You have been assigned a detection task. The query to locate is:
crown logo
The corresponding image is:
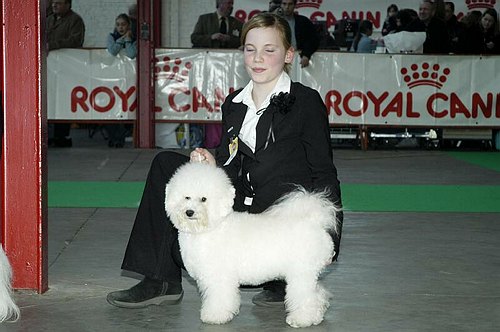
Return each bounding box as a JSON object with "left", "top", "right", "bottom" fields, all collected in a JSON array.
[
  {"left": 296, "top": 0, "right": 323, "bottom": 9},
  {"left": 465, "top": 0, "right": 497, "bottom": 9},
  {"left": 401, "top": 63, "right": 451, "bottom": 89},
  {"left": 154, "top": 56, "right": 192, "bottom": 83}
]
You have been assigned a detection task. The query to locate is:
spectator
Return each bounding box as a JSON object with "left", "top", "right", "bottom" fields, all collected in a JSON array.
[
  {"left": 456, "top": 10, "right": 483, "bottom": 54},
  {"left": 383, "top": 9, "right": 426, "bottom": 53},
  {"left": 107, "top": 14, "right": 137, "bottom": 59},
  {"left": 128, "top": 4, "right": 138, "bottom": 39},
  {"left": 280, "top": 0, "right": 319, "bottom": 68},
  {"left": 382, "top": 4, "right": 399, "bottom": 36},
  {"left": 105, "top": 13, "right": 136, "bottom": 148},
  {"left": 190, "top": 0, "right": 244, "bottom": 149},
  {"left": 433, "top": 0, "right": 446, "bottom": 20},
  {"left": 444, "top": 2, "right": 462, "bottom": 52},
  {"left": 351, "top": 20, "right": 376, "bottom": 53},
  {"left": 106, "top": 12, "right": 342, "bottom": 310},
  {"left": 268, "top": 0, "right": 283, "bottom": 15},
  {"left": 396, "top": 8, "right": 425, "bottom": 32},
  {"left": 191, "top": 0, "right": 243, "bottom": 49},
  {"left": 418, "top": 0, "right": 450, "bottom": 54},
  {"left": 480, "top": 8, "right": 500, "bottom": 54},
  {"left": 47, "top": 0, "right": 85, "bottom": 148}
]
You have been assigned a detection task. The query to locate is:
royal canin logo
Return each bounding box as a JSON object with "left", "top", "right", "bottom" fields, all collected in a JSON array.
[
  {"left": 154, "top": 56, "right": 192, "bottom": 83},
  {"left": 401, "top": 63, "right": 451, "bottom": 89},
  {"left": 465, "top": 0, "right": 497, "bottom": 9},
  {"left": 295, "top": 0, "right": 323, "bottom": 9}
]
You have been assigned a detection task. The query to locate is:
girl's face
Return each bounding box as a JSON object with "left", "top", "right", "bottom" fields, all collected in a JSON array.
[
  {"left": 388, "top": 8, "right": 397, "bottom": 17},
  {"left": 115, "top": 18, "right": 130, "bottom": 35},
  {"left": 481, "top": 14, "right": 495, "bottom": 31},
  {"left": 243, "top": 27, "right": 294, "bottom": 90}
]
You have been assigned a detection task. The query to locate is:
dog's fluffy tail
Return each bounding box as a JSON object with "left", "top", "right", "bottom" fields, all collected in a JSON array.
[
  {"left": 0, "top": 246, "right": 20, "bottom": 323},
  {"left": 267, "top": 187, "right": 340, "bottom": 234}
]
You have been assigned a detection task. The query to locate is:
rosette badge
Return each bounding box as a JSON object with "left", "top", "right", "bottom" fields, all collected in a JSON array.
[{"left": 269, "top": 92, "right": 296, "bottom": 114}]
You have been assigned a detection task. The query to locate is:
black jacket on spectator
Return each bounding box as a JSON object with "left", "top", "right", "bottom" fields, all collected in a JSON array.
[
  {"left": 457, "top": 23, "right": 484, "bottom": 54},
  {"left": 482, "top": 29, "right": 500, "bottom": 54},
  {"left": 293, "top": 14, "right": 320, "bottom": 59},
  {"left": 446, "top": 15, "right": 463, "bottom": 53},
  {"left": 423, "top": 16, "right": 450, "bottom": 54}
]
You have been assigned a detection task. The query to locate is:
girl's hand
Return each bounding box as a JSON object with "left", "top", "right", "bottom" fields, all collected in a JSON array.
[{"left": 190, "top": 148, "right": 216, "bottom": 166}]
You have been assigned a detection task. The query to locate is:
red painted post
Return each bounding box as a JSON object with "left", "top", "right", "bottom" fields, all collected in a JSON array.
[
  {"left": 136, "top": 0, "right": 155, "bottom": 148},
  {"left": 1, "top": 0, "right": 48, "bottom": 292}
]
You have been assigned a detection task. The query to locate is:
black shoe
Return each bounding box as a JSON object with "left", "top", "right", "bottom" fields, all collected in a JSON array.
[
  {"left": 106, "top": 278, "right": 183, "bottom": 309},
  {"left": 252, "top": 288, "right": 285, "bottom": 308}
]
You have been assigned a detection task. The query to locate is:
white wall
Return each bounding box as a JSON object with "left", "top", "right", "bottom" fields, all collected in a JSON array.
[{"left": 71, "top": 0, "right": 217, "bottom": 48}]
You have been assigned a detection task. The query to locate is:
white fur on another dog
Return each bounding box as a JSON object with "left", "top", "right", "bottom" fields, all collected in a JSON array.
[
  {"left": 0, "top": 246, "right": 20, "bottom": 323},
  {"left": 165, "top": 162, "right": 339, "bottom": 328}
]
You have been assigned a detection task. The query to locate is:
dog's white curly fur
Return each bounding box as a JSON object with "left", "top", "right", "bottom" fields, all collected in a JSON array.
[
  {"left": 165, "top": 162, "right": 339, "bottom": 328},
  {"left": 0, "top": 246, "right": 20, "bottom": 323}
]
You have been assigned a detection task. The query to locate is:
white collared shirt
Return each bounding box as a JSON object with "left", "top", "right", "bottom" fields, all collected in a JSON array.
[{"left": 233, "top": 72, "right": 291, "bottom": 152}]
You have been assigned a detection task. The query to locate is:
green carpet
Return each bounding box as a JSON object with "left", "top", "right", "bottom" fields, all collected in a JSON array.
[
  {"left": 446, "top": 151, "right": 500, "bottom": 172},
  {"left": 49, "top": 182, "right": 145, "bottom": 208},
  {"left": 48, "top": 182, "right": 500, "bottom": 212}
]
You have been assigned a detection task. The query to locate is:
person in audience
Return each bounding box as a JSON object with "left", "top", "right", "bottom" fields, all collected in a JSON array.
[
  {"left": 190, "top": 0, "right": 244, "bottom": 149},
  {"left": 280, "top": 0, "right": 320, "bottom": 68},
  {"left": 105, "top": 13, "right": 136, "bottom": 148},
  {"left": 480, "top": 8, "right": 500, "bottom": 54},
  {"left": 418, "top": 0, "right": 450, "bottom": 53},
  {"left": 106, "top": 12, "right": 343, "bottom": 310},
  {"left": 382, "top": 4, "right": 399, "bottom": 35},
  {"left": 191, "top": 0, "right": 243, "bottom": 49},
  {"left": 128, "top": 4, "right": 138, "bottom": 39},
  {"left": 444, "top": 2, "right": 462, "bottom": 52},
  {"left": 383, "top": 8, "right": 426, "bottom": 53},
  {"left": 107, "top": 13, "right": 137, "bottom": 59},
  {"left": 456, "top": 10, "right": 483, "bottom": 54},
  {"left": 432, "top": 0, "right": 446, "bottom": 20},
  {"left": 47, "top": 0, "right": 85, "bottom": 148},
  {"left": 351, "top": 20, "right": 376, "bottom": 53}
]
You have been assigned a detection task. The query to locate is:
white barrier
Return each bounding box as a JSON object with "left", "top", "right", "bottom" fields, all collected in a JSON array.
[{"left": 47, "top": 49, "right": 500, "bottom": 127}]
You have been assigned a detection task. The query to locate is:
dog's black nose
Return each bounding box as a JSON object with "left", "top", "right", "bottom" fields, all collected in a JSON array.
[{"left": 186, "top": 210, "right": 194, "bottom": 217}]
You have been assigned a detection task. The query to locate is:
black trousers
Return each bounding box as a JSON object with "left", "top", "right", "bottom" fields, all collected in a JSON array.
[
  {"left": 120, "top": 151, "right": 343, "bottom": 283},
  {"left": 121, "top": 151, "right": 188, "bottom": 283}
]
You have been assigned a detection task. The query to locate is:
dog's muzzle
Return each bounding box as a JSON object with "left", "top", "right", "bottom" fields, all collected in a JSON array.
[{"left": 186, "top": 209, "right": 195, "bottom": 217}]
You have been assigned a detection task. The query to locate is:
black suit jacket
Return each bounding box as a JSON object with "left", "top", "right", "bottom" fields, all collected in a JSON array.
[
  {"left": 191, "top": 12, "right": 243, "bottom": 49},
  {"left": 294, "top": 14, "right": 320, "bottom": 59},
  {"left": 215, "top": 82, "right": 341, "bottom": 214}
]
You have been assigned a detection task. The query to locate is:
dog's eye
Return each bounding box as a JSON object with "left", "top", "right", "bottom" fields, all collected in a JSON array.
[
  {"left": 185, "top": 196, "right": 191, "bottom": 200},
  {"left": 201, "top": 197, "right": 207, "bottom": 202}
]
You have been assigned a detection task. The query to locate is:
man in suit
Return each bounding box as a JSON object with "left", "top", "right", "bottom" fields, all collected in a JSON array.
[
  {"left": 190, "top": 0, "right": 244, "bottom": 149},
  {"left": 47, "top": 0, "right": 85, "bottom": 147},
  {"left": 280, "top": 0, "right": 319, "bottom": 67},
  {"left": 191, "top": 0, "right": 243, "bottom": 49},
  {"left": 418, "top": 0, "right": 450, "bottom": 54}
]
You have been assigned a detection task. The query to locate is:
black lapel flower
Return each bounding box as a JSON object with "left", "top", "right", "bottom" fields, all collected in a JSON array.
[{"left": 269, "top": 92, "right": 295, "bottom": 115}]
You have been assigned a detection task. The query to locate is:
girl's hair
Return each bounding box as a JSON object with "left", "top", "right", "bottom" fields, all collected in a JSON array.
[
  {"left": 352, "top": 20, "right": 373, "bottom": 52},
  {"left": 116, "top": 13, "right": 131, "bottom": 26},
  {"left": 481, "top": 8, "right": 499, "bottom": 33},
  {"left": 241, "top": 13, "right": 293, "bottom": 73},
  {"left": 387, "top": 4, "right": 398, "bottom": 15}
]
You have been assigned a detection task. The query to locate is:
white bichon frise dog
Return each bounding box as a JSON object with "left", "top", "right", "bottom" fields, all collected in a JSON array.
[
  {"left": 0, "top": 246, "right": 20, "bottom": 323},
  {"left": 165, "top": 162, "right": 339, "bottom": 328}
]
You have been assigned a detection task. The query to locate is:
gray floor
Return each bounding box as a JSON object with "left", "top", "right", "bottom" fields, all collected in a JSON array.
[{"left": 3, "top": 129, "right": 500, "bottom": 331}]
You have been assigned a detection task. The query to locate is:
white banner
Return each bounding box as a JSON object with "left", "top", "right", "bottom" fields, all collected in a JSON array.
[{"left": 48, "top": 49, "right": 500, "bottom": 127}]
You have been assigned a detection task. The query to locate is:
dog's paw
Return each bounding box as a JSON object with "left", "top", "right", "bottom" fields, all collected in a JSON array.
[
  {"left": 285, "top": 310, "right": 324, "bottom": 328},
  {"left": 200, "top": 307, "right": 238, "bottom": 325}
]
